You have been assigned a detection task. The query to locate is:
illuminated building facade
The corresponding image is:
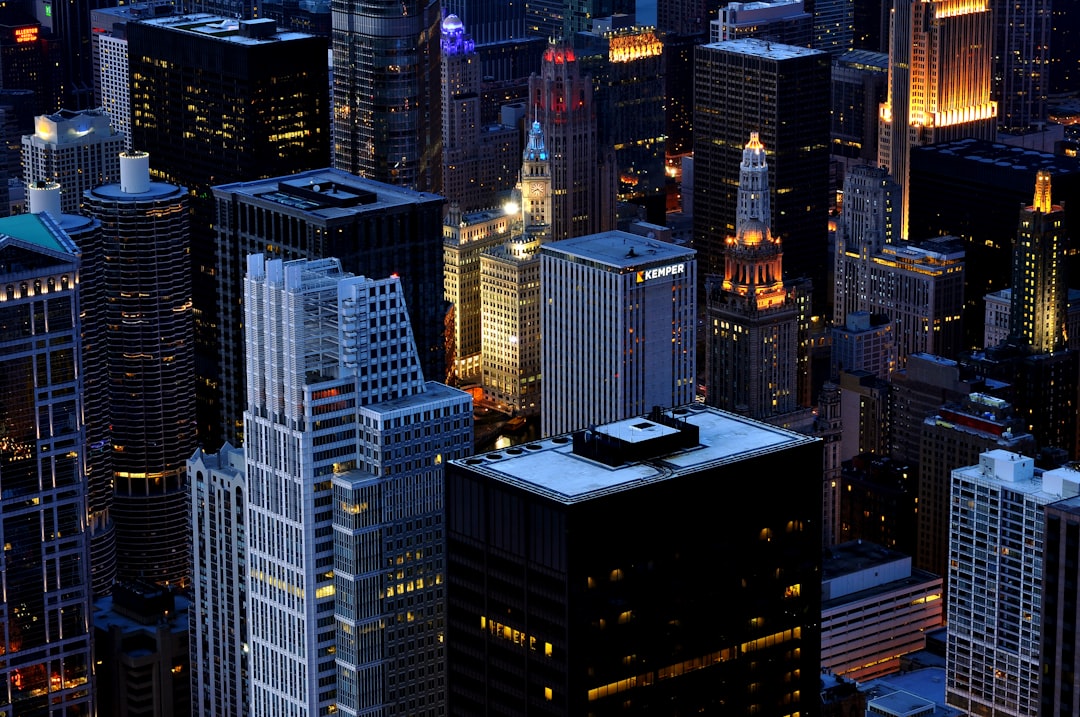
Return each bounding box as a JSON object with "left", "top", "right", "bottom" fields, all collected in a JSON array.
[
  {"left": 540, "top": 231, "right": 697, "bottom": 438},
  {"left": 0, "top": 12, "right": 62, "bottom": 117},
  {"left": 243, "top": 255, "right": 471, "bottom": 717},
  {"left": 1010, "top": 171, "right": 1068, "bottom": 354},
  {"left": 705, "top": 133, "right": 800, "bottom": 419},
  {"left": 188, "top": 443, "right": 248, "bottom": 717},
  {"left": 576, "top": 18, "right": 667, "bottom": 212},
  {"left": 212, "top": 169, "right": 448, "bottom": 446},
  {"left": 821, "top": 541, "right": 942, "bottom": 681},
  {"left": 478, "top": 120, "right": 551, "bottom": 415},
  {"left": 446, "top": 406, "right": 822, "bottom": 715},
  {"left": 710, "top": 0, "right": 812, "bottom": 46},
  {"left": 830, "top": 311, "right": 896, "bottom": 380},
  {"left": 530, "top": 40, "right": 616, "bottom": 242},
  {"left": 0, "top": 213, "right": 93, "bottom": 716},
  {"left": 833, "top": 165, "right": 898, "bottom": 323},
  {"left": 693, "top": 39, "right": 830, "bottom": 301},
  {"left": 877, "top": 0, "right": 997, "bottom": 239},
  {"left": 813, "top": 0, "right": 855, "bottom": 54},
  {"left": 1041, "top": 494, "right": 1080, "bottom": 716},
  {"left": 991, "top": 0, "right": 1049, "bottom": 131},
  {"left": 21, "top": 108, "right": 123, "bottom": 213},
  {"left": 946, "top": 451, "right": 1078, "bottom": 716},
  {"left": 127, "top": 14, "right": 329, "bottom": 446},
  {"left": 332, "top": 0, "right": 441, "bottom": 192},
  {"left": 83, "top": 151, "right": 194, "bottom": 587},
  {"left": 444, "top": 204, "right": 512, "bottom": 383},
  {"left": 983, "top": 287, "right": 1080, "bottom": 351}
]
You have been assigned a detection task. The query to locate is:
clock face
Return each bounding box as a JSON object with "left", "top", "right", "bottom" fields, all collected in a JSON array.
[{"left": 530, "top": 183, "right": 546, "bottom": 196}]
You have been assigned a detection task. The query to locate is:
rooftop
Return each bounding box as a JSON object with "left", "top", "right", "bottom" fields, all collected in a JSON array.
[
  {"left": 542, "top": 229, "right": 695, "bottom": 271},
  {"left": 0, "top": 213, "right": 74, "bottom": 253},
  {"left": 452, "top": 405, "right": 816, "bottom": 504},
  {"left": 703, "top": 37, "right": 827, "bottom": 60},
  {"left": 135, "top": 13, "right": 315, "bottom": 44},
  {"left": 913, "top": 138, "right": 1080, "bottom": 176}
]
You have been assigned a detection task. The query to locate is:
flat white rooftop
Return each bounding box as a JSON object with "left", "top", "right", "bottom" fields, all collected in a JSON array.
[
  {"left": 703, "top": 37, "right": 827, "bottom": 60},
  {"left": 455, "top": 405, "right": 815, "bottom": 504},
  {"left": 542, "top": 229, "right": 695, "bottom": 271}
]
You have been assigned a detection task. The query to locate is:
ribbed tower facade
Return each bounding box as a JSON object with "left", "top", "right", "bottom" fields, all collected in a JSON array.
[
  {"left": 0, "top": 213, "right": 94, "bottom": 716},
  {"left": 83, "top": 151, "right": 194, "bottom": 587},
  {"left": 332, "top": 0, "right": 442, "bottom": 191},
  {"left": 878, "top": 0, "right": 997, "bottom": 239},
  {"left": 833, "top": 165, "right": 900, "bottom": 325},
  {"left": 705, "top": 133, "right": 799, "bottom": 419},
  {"left": 992, "top": 0, "right": 1049, "bottom": 131},
  {"left": 529, "top": 41, "right": 615, "bottom": 242},
  {"left": 441, "top": 15, "right": 482, "bottom": 211},
  {"left": 1009, "top": 170, "right": 1067, "bottom": 354}
]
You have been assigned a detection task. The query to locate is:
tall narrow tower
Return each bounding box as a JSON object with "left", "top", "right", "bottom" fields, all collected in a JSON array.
[
  {"left": 332, "top": 0, "right": 442, "bottom": 191},
  {"left": 441, "top": 15, "right": 481, "bottom": 210},
  {"left": 878, "top": 0, "right": 996, "bottom": 238},
  {"left": 705, "top": 133, "right": 799, "bottom": 419},
  {"left": 83, "top": 151, "right": 194, "bottom": 587}
]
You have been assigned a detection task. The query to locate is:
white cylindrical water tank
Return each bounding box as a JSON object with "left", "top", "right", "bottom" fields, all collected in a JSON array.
[
  {"left": 119, "top": 151, "right": 151, "bottom": 194},
  {"left": 27, "top": 180, "right": 62, "bottom": 217}
]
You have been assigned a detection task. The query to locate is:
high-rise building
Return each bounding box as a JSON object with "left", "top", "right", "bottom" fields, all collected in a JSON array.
[
  {"left": 441, "top": 0, "right": 525, "bottom": 45},
  {"left": 710, "top": 0, "right": 813, "bottom": 46},
  {"left": 21, "top": 108, "right": 123, "bottom": 213},
  {"left": 833, "top": 165, "right": 898, "bottom": 321},
  {"left": 576, "top": 18, "right": 667, "bottom": 215},
  {"left": 212, "top": 169, "right": 448, "bottom": 447},
  {"left": 831, "top": 311, "right": 896, "bottom": 380},
  {"left": 188, "top": 443, "right": 248, "bottom": 717},
  {"left": 705, "top": 133, "right": 800, "bottom": 419},
  {"left": 830, "top": 50, "right": 888, "bottom": 164},
  {"left": 1010, "top": 170, "right": 1068, "bottom": 353},
  {"left": 991, "top": 0, "right": 1049, "bottom": 131},
  {"left": 877, "top": 0, "right": 997, "bottom": 239},
  {"left": 564, "top": 0, "right": 633, "bottom": 36},
  {"left": 693, "top": 39, "right": 830, "bottom": 300},
  {"left": 838, "top": 453, "right": 916, "bottom": 553},
  {"left": 540, "top": 231, "right": 697, "bottom": 437},
  {"left": 0, "top": 9, "right": 63, "bottom": 116},
  {"left": 917, "top": 393, "right": 1033, "bottom": 586},
  {"left": 658, "top": 0, "right": 724, "bottom": 34},
  {"left": 530, "top": 40, "right": 616, "bottom": 242},
  {"left": 332, "top": 0, "right": 441, "bottom": 191},
  {"left": 983, "top": 287, "right": 1080, "bottom": 351},
  {"left": 947, "top": 451, "right": 1080, "bottom": 716},
  {"left": 1048, "top": 0, "right": 1079, "bottom": 97},
  {"left": 127, "top": 14, "right": 330, "bottom": 446},
  {"left": 243, "top": 255, "right": 471, "bottom": 717},
  {"left": 1041, "top": 493, "right": 1080, "bottom": 716},
  {"left": 813, "top": 0, "right": 854, "bottom": 54},
  {"left": 83, "top": 151, "right": 194, "bottom": 587},
  {"left": 446, "top": 405, "right": 822, "bottom": 715},
  {"left": 0, "top": 212, "right": 94, "bottom": 716}
]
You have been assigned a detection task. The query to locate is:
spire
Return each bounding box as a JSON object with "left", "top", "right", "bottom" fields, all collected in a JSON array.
[
  {"left": 736, "top": 132, "right": 771, "bottom": 235},
  {"left": 524, "top": 120, "right": 547, "bottom": 162},
  {"left": 1033, "top": 170, "right": 1052, "bottom": 213}
]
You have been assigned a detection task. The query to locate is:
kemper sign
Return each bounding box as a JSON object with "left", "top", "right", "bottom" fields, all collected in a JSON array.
[{"left": 636, "top": 263, "right": 685, "bottom": 283}]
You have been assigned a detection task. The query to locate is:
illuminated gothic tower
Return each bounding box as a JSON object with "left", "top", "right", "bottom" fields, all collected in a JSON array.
[
  {"left": 333, "top": 0, "right": 442, "bottom": 192},
  {"left": 705, "top": 133, "right": 799, "bottom": 419},
  {"left": 878, "top": 0, "right": 996, "bottom": 239},
  {"left": 529, "top": 41, "right": 615, "bottom": 242},
  {"left": 1009, "top": 170, "right": 1067, "bottom": 353}
]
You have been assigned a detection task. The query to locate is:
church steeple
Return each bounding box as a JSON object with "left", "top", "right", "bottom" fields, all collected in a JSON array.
[{"left": 722, "top": 133, "right": 787, "bottom": 310}]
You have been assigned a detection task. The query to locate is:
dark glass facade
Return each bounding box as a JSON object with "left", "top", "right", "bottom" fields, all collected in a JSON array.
[{"left": 1041, "top": 497, "right": 1080, "bottom": 717}]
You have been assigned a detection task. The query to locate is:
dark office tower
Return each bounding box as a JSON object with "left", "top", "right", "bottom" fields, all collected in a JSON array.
[
  {"left": 26, "top": 182, "right": 115, "bottom": 596},
  {"left": 442, "top": 0, "right": 525, "bottom": 45},
  {"left": 127, "top": 14, "right": 330, "bottom": 445},
  {"left": 441, "top": 15, "right": 493, "bottom": 212},
  {"left": 577, "top": 17, "right": 667, "bottom": 218},
  {"left": 0, "top": 213, "right": 94, "bottom": 716},
  {"left": 332, "top": 0, "right": 441, "bottom": 191},
  {"left": 525, "top": 0, "right": 563, "bottom": 39},
  {"left": 446, "top": 406, "right": 822, "bottom": 715},
  {"left": 693, "top": 39, "right": 830, "bottom": 299},
  {"left": 830, "top": 50, "right": 888, "bottom": 164},
  {"left": 878, "top": 0, "right": 996, "bottom": 240},
  {"left": 852, "top": 0, "right": 888, "bottom": 51},
  {"left": 530, "top": 41, "right": 616, "bottom": 241},
  {"left": 837, "top": 454, "right": 915, "bottom": 553},
  {"left": 212, "top": 169, "right": 448, "bottom": 446},
  {"left": 658, "top": 0, "right": 722, "bottom": 34},
  {"left": 0, "top": 10, "right": 63, "bottom": 117},
  {"left": 814, "top": 0, "right": 854, "bottom": 54},
  {"left": 917, "top": 393, "right": 1033, "bottom": 586},
  {"left": 1041, "top": 495, "right": 1080, "bottom": 716},
  {"left": 83, "top": 152, "right": 194, "bottom": 587},
  {"left": 1049, "top": 0, "right": 1079, "bottom": 96},
  {"left": 992, "top": 0, "right": 1049, "bottom": 131},
  {"left": 705, "top": 133, "right": 800, "bottom": 419},
  {"left": 49, "top": 0, "right": 114, "bottom": 109},
  {"left": 565, "top": 0, "right": 633, "bottom": 36},
  {"left": 662, "top": 30, "right": 702, "bottom": 160}
]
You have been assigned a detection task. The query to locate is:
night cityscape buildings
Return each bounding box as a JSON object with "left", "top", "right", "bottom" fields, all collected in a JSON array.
[{"left": 446, "top": 405, "right": 822, "bottom": 715}]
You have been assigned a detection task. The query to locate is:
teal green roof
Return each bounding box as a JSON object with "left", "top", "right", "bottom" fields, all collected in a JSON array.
[{"left": 0, "top": 214, "right": 67, "bottom": 252}]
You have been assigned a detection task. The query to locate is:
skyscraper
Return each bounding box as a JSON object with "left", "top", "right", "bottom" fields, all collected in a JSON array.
[
  {"left": 878, "top": 0, "right": 996, "bottom": 238},
  {"left": 1041, "top": 493, "right": 1080, "bottom": 716},
  {"left": 711, "top": 0, "right": 812, "bottom": 45},
  {"left": 530, "top": 40, "right": 616, "bottom": 242},
  {"left": 693, "top": 39, "right": 830, "bottom": 301},
  {"left": 705, "top": 133, "right": 800, "bottom": 419},
  {"left": 0, "top": 212, "right": 94, "bottom": 716},
  {"left": 21, "top": 108, "right": 123, "bottom": 213},
  {"left": 212, "top": 169, "right": 448, "bottom": 447},
  {"left": 83, "top": 151, "right": 194, "bottom": 587},
  {"left": 243, "top": 255, "right": 471, "bottom": 716},
  {"left": 188, "top": 443, "right": 248, "bottom": 717},
  {"left": 1010, "top": 170, "right": 1067, "bottom": 353},
  {"left": 540, "top": 231, "right": 697, "bottom": 437},
  {"left": 446, "top": 405, "right": 822, "bottom": 714},
  {"left": 991, "top": 0, "right": 1050, "bottom": 131},
  {"left": 332, "top": 0, "right": 442, "bottom": 191}
]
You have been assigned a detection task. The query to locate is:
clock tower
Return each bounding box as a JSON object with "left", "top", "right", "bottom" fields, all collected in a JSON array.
[{"left": 520, "top": 119, "right": 551, "bottom": 243}]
